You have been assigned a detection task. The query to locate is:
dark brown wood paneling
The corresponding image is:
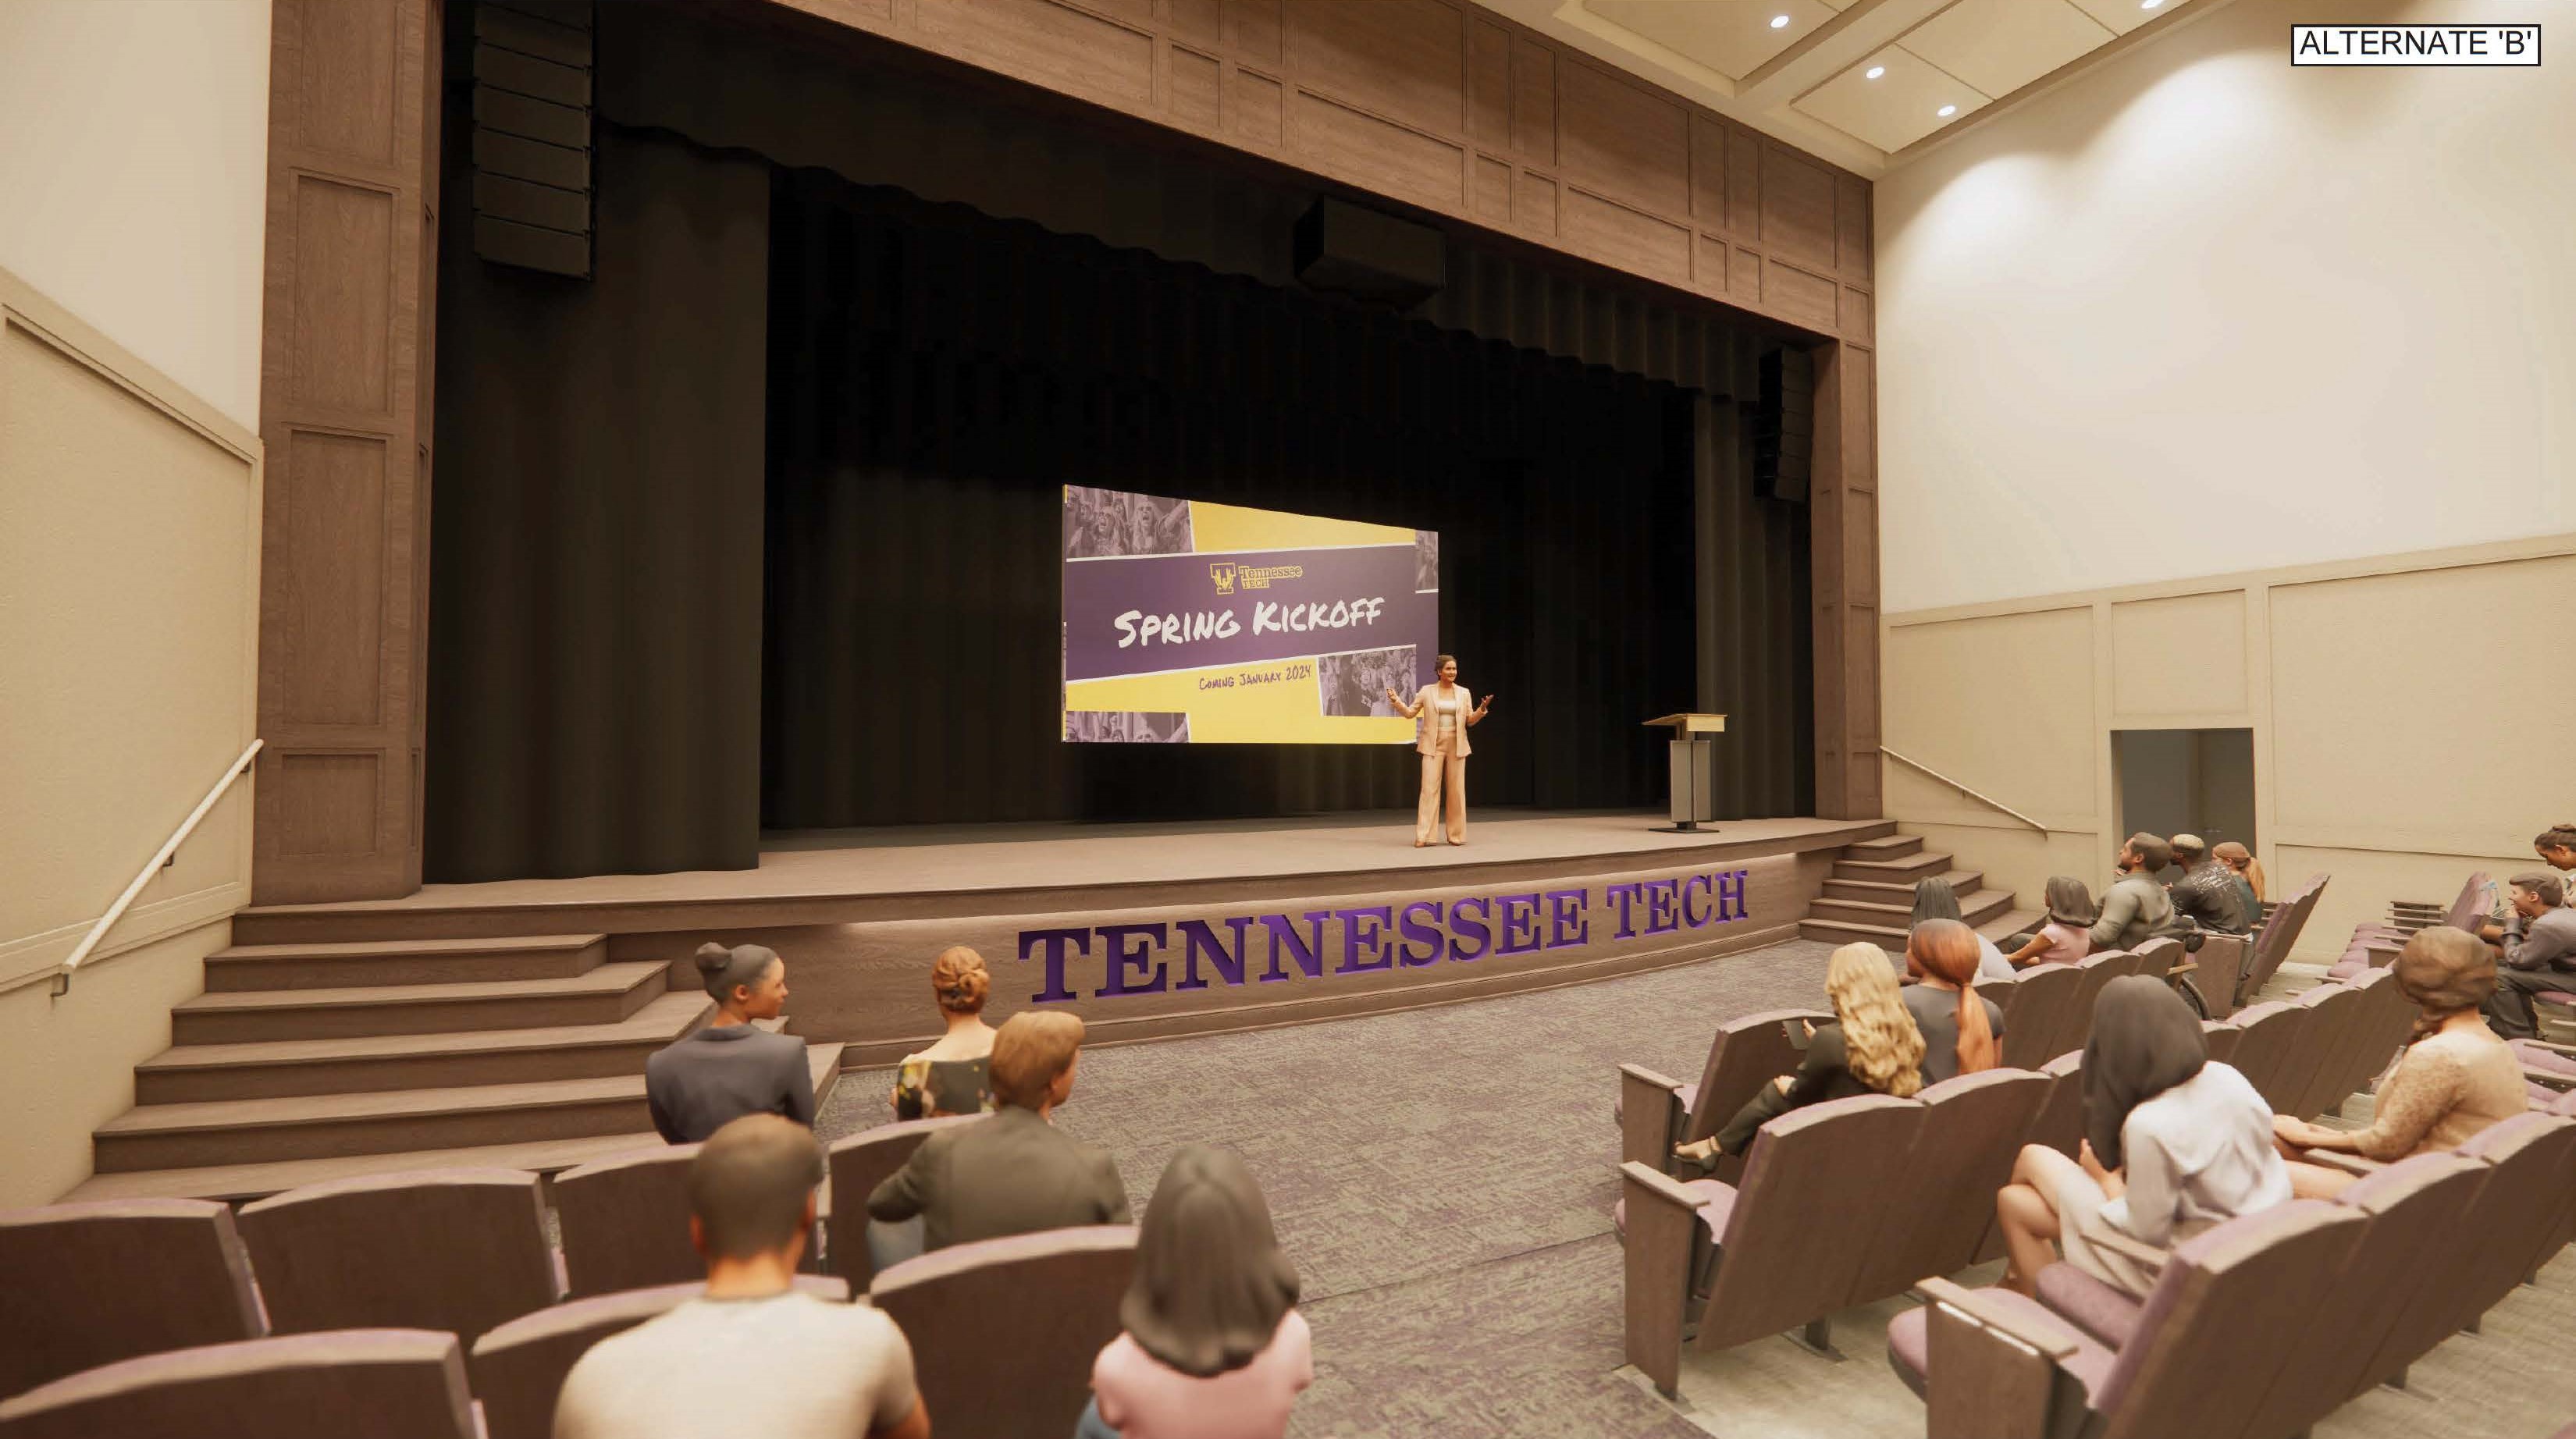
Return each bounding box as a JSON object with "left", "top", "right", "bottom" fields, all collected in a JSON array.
[
  {"left": 1809, "top": 339, "right": 1880, "bottom": 819},
  {"left": 255, "top": 0, "right": 445, "bottom": 901},
  {"left": 1759, "top": 144, "right": 1837, "bottom": 274},
  {"left": 1556, "top": 61, "right": 1686, "bottom": 217},
  {"left": 1169, "top": 44, "right": 1222, "bottom": 130},
  {"left": 916, "top": 0, "right": 1155, "bottom": 108},
  {"left": 1468, "top": 20, "right": 1509, "bottom": 147},
  {"left": 1761, "top": 258, "right": 1836, "bottom": 332},
  {"left": 1291, "top": 90, "right": 1464, "bottom": 208},
  {"left": 1688, "top": 115, "right": 1726, "bottom": 229},
  {"left": 1227, "top": 0, "right": 1283, "bottom": 65},
  {"left": 1563, "top": 187, "right": 1689, "bottom": 286},
  {"left": 1170, "top": 0, "right": 1222, "bottom": 49},
  {"left": 1290, "top": 0, "right": 1465, "bottom": 138},
  {"left": 1473, "top": 153, "right": 1511, "bottom": 226},
  {"left": 1508, "top": 33, "right": 1554, "bottom": 165},
  {"left": 1513, "top": 167, "right": 1557, "bottom": 237},
  {"left": 1230, "top": 66, "right": 1285, "bottom": 144}
]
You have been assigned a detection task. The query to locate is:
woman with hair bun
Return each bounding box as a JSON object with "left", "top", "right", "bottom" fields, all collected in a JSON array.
[
  {"left": 644, "top": 941, "right": 814, "bottom": 1143},
  {"left": 2273, "top": 926, "right": 2524, "bottom": 1196},
  {"left": 1077, "top": 1145, "right": 1311, "bottom": 1439},
  {"left": 890, "top": 946, "right": 999, "bottom": 1120}
]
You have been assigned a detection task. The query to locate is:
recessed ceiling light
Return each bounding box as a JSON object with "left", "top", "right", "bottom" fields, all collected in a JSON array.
[
  {"left": 1770, "top": 14, "right": 1791, "bottom": 27},
  {"left": 1866, "top": 65, "right": 1886, "bottom": 79},
  {"left": 2140, "top": 0, "right": 2162, "bottom": 8},
  {"left": 1937, "top": 104, "right": 1958, "bottom": 116}
]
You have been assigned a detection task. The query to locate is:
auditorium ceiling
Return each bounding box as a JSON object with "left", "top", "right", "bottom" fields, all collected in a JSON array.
[{"left": 1467, "top": 0, "right": 2222, "bottom": 174}]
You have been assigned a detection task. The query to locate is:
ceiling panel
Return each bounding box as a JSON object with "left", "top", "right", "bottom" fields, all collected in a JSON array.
[
  {"left": 1902, "top": 0, "right": 2116, "bottom": 98},
  {"left": 1585, "top": 0, "right": 1846, "bottom": 80},
  {"left": 1794, "top": 44, "right": 1991, "bottom": 153},
  {"left": 2062, "top": 0, "right": 2165, "bottom": 38}
]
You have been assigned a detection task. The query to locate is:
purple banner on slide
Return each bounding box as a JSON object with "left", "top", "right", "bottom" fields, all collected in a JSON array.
[{"left": 1065, "top": 543, "right": 1436, "bottom": 683}]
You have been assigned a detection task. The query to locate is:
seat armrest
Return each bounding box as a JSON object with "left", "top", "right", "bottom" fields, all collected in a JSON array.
[
  {"left": 1916, "top": 1278, "right": 2081, "bottom": 1439},
  {"left": 1621, "top": 1160, "right": 1711, "bottom": 1397},
  {"left": 2164, "top": 961, "right": 2198, "bottom": 976},
  {"left": 2522, "top": 1065, "right": 2576, "bottom": 1092},
  {"left": 2300, "top": 1149, "right": 2386, "bottom": 1178},
  {"left": 2522, "top": 1038, "right": 2576, "bottom": 1058},
  {"left": 2082, "top": 1225, "right": 2170, "bottom": 1272},
  {"left": 1619, "top": 1064, "right": 1685, "bottom": 1171}
]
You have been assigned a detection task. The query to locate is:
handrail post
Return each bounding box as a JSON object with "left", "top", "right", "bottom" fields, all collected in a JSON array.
[{"left": 51, "top": 738, "right": 263, "bottom": 999}]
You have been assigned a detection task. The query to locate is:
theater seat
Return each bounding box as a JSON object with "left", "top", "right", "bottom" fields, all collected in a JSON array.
[
  {"left": 824, "top": 1113, "right": 989, "bottom": 1291},
  {"left": 0, "top": 1197, "right": 266, "bottom": 1397},
  {"left": 0, "top": 1330, "right": 476, "bottom": 1439},
  {"left": 1886, "top": 1283, "right": 2117, "bottom": 1402},
  {"left": 235, "top": 1169, "right": 561, "bottom": 1344},
  {"left": 2033, "top": 1264, "right": 2140, "bottom": 1349},
  {"left": 870, "top": 1225, "right": 1136, "bottom": 1439}
]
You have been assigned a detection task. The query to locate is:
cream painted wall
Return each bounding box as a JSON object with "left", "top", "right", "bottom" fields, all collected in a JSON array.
[
  {"left": 1, "top": 266, "right": 263, "bottom": 1203},
  {"left": 1874, "top": 0, "right": 2574, "bottom": 615},
  {"left": 0, "top": 0, "right": 272, "bottom": 430}
]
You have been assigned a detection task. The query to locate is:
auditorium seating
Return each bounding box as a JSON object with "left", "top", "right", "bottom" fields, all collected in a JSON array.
[
  {"left": 468, "top": 1276, "right": 850, "bottom": 1439},
  {"left": 826, "top": 1112, "right": 991, "bottom": 1288},
  {"left": 1992, "top": 962, "right": 2083, "bottom": 1071},
  {"left": 0, "top": 1197, "right": 265, "bottom": 1397},
  {"left": 1621, "top": 968, "right": 2415, "bottom": 1394},
  {"left": 1889, "top": 1113, "right": 2576, "bottom": 1437},
  {"left": 2329, "top": 871, "right": 2485, "bottom": 981},
  {"left": 553, "top": 1144, "right": 706, "bottom": 1299},
  {"left": 235, "top": 1168, "right": 563, "bottom": 1343},
  {"left": 2234, "top": 872, "right": 2327, "bottom": 1006},
  {"left": 869, "top": 1225, "right": 1138, "bottom": 1438},
  {"left": 1617, "top": 1007, "right": 1826, "bottom": 1178},
  {"left": 0, "top": 1329, "right": 479, "bottom": 1439},
  {"left": 2180, "top": 933, "right": 2246, "bottom": 1018}
]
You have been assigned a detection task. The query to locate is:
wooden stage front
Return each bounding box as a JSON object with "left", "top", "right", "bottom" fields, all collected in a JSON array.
[{"left": 236, "top": 812, "right": 1890, "bottom": 1065}]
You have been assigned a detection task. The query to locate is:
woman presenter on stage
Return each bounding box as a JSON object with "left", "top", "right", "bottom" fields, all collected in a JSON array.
[{"left": 1387, "top": 656, "right": 1491, "bottom": 847}]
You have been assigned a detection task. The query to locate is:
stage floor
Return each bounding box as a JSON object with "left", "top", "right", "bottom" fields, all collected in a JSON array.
[{"left": 245, "top": 810, "right": 1884, "bottom": 926}]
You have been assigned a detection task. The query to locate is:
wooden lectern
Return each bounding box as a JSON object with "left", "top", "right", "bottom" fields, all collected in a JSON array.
[{"left": 1644, "top": 713, "right": 1727, "bottom": 832}]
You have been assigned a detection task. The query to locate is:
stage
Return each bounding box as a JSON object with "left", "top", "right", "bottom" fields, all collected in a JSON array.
[{"left": 237, "top": 811, "right": 1888, "bottom": 1064}]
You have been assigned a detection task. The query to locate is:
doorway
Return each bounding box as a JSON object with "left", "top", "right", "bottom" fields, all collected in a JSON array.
[{"left": 2112, "top": 728, "right": 2257, "bottom": 881}]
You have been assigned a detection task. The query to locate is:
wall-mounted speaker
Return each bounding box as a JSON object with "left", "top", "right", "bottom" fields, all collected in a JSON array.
[
  {"left": 470, "top": 0, "right": 595, "bottom": 279},
  {"left": 1753, "top": 346, "right": 1814, "bottom": 503},
  {"left": 1293, "top": 197, "right": 1446, "bottom": 310}
]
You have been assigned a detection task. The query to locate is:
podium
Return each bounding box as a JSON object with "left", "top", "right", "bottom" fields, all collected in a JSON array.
[{"left": 1644, "top": 713, "right": 1727, "bottom": 831}]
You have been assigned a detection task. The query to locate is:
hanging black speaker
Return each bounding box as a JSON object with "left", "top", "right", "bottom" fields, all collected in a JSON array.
[
  {"left": 470, "top": 0, "right": 595, "bottom": 279},
  {"left": 1753, "top": 346, "right": 1814, "bottom": 503}
]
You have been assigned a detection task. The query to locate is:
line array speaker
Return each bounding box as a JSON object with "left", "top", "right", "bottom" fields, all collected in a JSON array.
[
  {"left": 1753, "top": 346, "right": 1814, "bottom": 504},
  {"left": 470, "top": 0, "right": 595, "bottom": 279}
]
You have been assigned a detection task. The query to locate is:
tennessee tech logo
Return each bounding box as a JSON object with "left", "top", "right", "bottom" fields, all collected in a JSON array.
[{"left": 1209, "top": 563, "right": 1239, "bottom": 595}]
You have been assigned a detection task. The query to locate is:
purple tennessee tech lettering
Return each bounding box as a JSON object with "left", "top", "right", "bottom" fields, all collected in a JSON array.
[
  {"left": 1173, "top": 916, "right": 1252, "bottom": 990},
  {"left": 1096, "top": 923, "right": 1169, "bottom": 997},
  {"left": 1258, "top": 911, "right": 1332, "bottom": 982},
  {"left": 1336, "top": 907, "right": 1395, "bottom": 973},
  {"left": 1643, "top": 879, "right": 1681, "bottom": 935},
  {"left": 1716, "top": 868, "right": 1748, "bottom": 922},
  {"left": 1397, "top": 901, "right": 1445, "bottom": 966},
  {"left": 1448, "top": 896, "right": 1491, "bottom": 961},
  {"left": 1496, "top": 893, "right": 1544, "bottom": 954},
  {"left": 1021, "top": 928, "right": 1091, "bottom": 1004},
  {"left": 1603, "top": 882, "right": 1643, "bottom": 938},
  {"left": 1681, "top": 873, "right": 1713, "bottom": 929},
  {"left": 1545, "top": 889, "right": 1590, "bottom": 948}
]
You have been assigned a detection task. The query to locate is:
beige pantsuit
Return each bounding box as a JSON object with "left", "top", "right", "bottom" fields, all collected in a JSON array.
[{"left": 1402, "top": 684, "right": 1475, "bottom": 845}]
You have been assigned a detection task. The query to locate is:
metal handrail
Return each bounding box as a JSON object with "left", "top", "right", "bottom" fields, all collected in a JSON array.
[
  {"left": 1880, "top": 747, "right": 2049, "bottom": 834},
  {"left": 52, "top": 738, "right": 262, "bottom": 997}
]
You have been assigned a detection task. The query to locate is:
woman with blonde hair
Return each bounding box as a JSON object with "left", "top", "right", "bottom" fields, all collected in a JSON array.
[
  {"left": 1674, "top": 943, "right": 1928, "bottom": 1164},
  {"left": 1904, "top": 918, "right": 2005, "bottom": 1082},
  {"left": 2273, "top": 926, "right": 2524, "bottom": 1197},
  {"left": 889, "top": 946, "right": 999, "bottom": 1120}
]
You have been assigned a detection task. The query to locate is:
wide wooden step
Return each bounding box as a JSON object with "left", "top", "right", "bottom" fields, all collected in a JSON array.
[
  {"left": 136, "top": 993, "right": 716, "bottom": 1103},
  {"left": 1822, "top": 869, "right": 1985, "bottom": 904},
  {"left": 97, "top": 1046, "right": 844, "bottom": 1173},
  {"left": 62, "top": 1131, "right": 672, "bottom": 1205},
  {"left": 1799, "top": 907, "right": 2039, "bottom": 950},
  {"left": 1832, "top": 851, "right": 1953, "bottom": 884},
  {"left": 1841, "top": 834, "right": 1925, "bottom": 862},
  {"left": 204, "top": 934, "right": 607, "bottom": 991},
  {"left": 170, "top": 961, "right": 671, "bottom": 1044},
  {"left": 1808, "top": 887, "right": 2016, "bottom": 931}
]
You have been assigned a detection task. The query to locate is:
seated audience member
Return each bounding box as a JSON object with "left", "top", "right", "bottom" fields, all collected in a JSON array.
[
  {"left": 1912, "top": 877, "right": 2012, "bottom": 982},
  {"left": 553, "top": 1115, "right": 930, "bottom": 1439},
  {"left": 1904, "top": 919, "right": 2005, "bottom": 1083},
  {"left": 1077, "top": 1146, "right": 1312, "bottom": 1439},
  {"left": 891, "top": 945, "right": 999, "bottom": 1120},
  {"left": 2535, "top": 823, "right": 2576, "bottom": 893},
  {"left": 2275, "top": 926, "right": 2524, "bottom": 1196},
  {"left": 1674, "top": 943, "right": 1927, "bottom": 1165},
  {"left": 2090, "top": 833, "right": 2178, "bottom": 951},
  {"left": 1994, "top": 977, "right": 2288, "bottom": 1297},
  {"left": 2211, "top": 840, "right": 2265, "bottom": 929},
  {"left": 2481, "top": 872, "right": 2576, "bottom": 1039},
  {"left": 2214, "top": 840, "right": 2265, "bottom": 906},
  {"left": 646, "top": 943, "right": 814, "bottom": 1143},
  {"left": 868, "top": 1010, "right": 1132, "bottom": 1250},
  {"left": 2166, "top": 833, "right": 2250, "bottom": 935},
  {"left": 2002, "top": 876, "right": 2097, "bottom": 968}
]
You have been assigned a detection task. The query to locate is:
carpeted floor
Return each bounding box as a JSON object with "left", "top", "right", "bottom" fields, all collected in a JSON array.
[{"left": 815, "top": 938, "right": 2576, "bottom": 1439}]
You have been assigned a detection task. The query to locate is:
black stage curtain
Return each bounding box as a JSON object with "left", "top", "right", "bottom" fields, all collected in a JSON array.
[
  {"left": 424, "top": 127, "right": 771, "bottom": 881},
  {"left": 763, "top": 172, "right": 1813, "bottom": 827}
]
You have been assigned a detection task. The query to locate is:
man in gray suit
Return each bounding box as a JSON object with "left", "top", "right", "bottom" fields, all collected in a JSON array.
[{"left": 868, "top": 1010, "right": 1132, "bottom": 1250}]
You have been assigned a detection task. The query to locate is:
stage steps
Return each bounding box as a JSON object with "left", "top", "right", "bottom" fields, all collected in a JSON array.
[
  {"left": 71, "top": 933, "right": 843, "bottom": 1203},
  {"left": 1797, "top": 833, "right": 2037, "bottom": 949}
]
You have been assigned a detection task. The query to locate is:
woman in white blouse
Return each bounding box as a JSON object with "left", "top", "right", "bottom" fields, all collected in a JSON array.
[
  {"left": 1386, "top": 655, "right": 1491, "bottom": 847},
  {"left": 1993, "top": 975, "right": 2290, "bottom": 1297}
]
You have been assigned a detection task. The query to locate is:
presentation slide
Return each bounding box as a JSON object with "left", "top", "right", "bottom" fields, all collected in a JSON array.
[{"left": 1062, "top": 486, "right": 1439, "bottom": 744}]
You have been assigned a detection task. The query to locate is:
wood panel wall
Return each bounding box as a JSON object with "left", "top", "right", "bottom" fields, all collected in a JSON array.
[{"left": 252, "top": 0, "right": 447, "bottom": 902}]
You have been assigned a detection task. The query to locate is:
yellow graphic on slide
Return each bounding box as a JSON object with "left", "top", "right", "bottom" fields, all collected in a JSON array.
[
  {"left": 1068, "top": 659, "right": 1414, "bottom": 744},
  {"left": 1187, "top": 501, "right": 1418, "bottom": 555}
]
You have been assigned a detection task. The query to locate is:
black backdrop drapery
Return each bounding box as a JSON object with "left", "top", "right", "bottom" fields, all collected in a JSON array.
[{"left": 761, "top": 171, "right": 1810, "bottom": 828}]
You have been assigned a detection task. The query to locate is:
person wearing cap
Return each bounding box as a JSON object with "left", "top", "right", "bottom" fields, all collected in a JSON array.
[
  {"left": 2481, "top": 872, "right": 2576, "bottom": 1039},
  {"left": 2275, "top": 926, "right": 2524, "bottom": 1196},
  {"left": 2166, "top": 833, "right": 2249, "bottom": 936}
]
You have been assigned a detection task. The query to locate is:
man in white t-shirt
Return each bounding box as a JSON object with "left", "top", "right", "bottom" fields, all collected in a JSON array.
[{"left": 553, "top": 1114, "right": 930, "bottom": 1439}]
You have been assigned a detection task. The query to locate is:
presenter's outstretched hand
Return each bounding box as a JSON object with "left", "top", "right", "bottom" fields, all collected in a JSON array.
[{"left": 1474, "top": 695, "right": 1494, "bottom": 718}]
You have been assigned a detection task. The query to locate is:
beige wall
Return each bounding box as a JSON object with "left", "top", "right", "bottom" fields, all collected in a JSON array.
[
  {"left": 0, "top": 0, "right": 272, "bottom": 431},
  {"left": 0, "top": 268, "right": 264, "bottom": 1204},
  {"left": 1873, "top": 0, "right": 2574, "bottom": 616},
  {"left": 1880, "top": 538, "right": 2575, "bottom": 962}
]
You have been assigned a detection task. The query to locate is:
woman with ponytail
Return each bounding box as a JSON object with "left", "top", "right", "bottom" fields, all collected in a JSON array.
[
  {"left": 644, "top": 941, "right": 815, "bottom": 1143},
  {"left": 1902, "top": 918, "right": 2005, "bottom": 1082},
  {"left": 2273, "top": 926, "right": 2522, "bottom": 1196},
  {"left": 1674, "top": 943, "right": 1928, "bottom": 1165}
]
